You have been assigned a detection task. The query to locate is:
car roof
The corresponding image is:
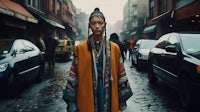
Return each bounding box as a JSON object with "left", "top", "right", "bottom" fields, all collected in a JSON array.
[
  {"left": 137, "top": 39, "right": 157, "bottom": 42},
  {"left": 142, "top": 39, "right": 156, "bottom": 41},
  {"left": 0, "top": 39, "right": 15, "bottom": 42},
  {"left": 167, "top": 32, "right": 200, "bottom": 35},
  {"left": 0, "top": 38, "right": 26, "bottom": 40}
]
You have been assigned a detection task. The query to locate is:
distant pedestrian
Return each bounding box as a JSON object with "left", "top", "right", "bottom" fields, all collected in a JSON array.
[
  {"left": 123, "top": 39, "right": 128, "bottom": 56},
  {"left": 36, "top": 32, "right": 46, "bottom": 54},
  {"left": 45, "top": 30, "right": 58, "bottom": 69},
  {"left": 125, "top": 39, "right": 130, "bottom": 60},
  {"left": 129, "top": 38, "right": 135, "bottom": 60},
  {"left": 109, "top": 33, "right": 125, "bottom": 62}
]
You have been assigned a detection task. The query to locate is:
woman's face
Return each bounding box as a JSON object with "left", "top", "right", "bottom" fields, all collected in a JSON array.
[{"left": 89, "top": 16, "right": 106, "bottom": 36}]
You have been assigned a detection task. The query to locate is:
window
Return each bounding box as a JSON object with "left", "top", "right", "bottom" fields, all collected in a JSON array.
[
  {"left": 56, "top": 1, "right": 61, "bottom": 16},
  {"left": 181, "top": 34, "right": 200, "bottom": 53},
  {"left": 155, "top": 35, "right": 169, "bottom": 49},
  {"left": 35, "top": 0, "right": 39, "bottom": 9},
  {"left": 40, "top": 0, "right": 46, "bottom": 11},
  {"left": 165, "top": 35, "right": 179, "bottom": 48},
  {"left": 67, "top": 41, "right": 71, "bottom": 46},
  {"left": 175, "top": 0, "right": 195, "bottom": 9},
  {"left": 0, "top": 40, "right": 13, "bottom": 54},
  {"left": 149, "top": 0, "right": 154, "bottom": 18},
  {"left": 167, "top": 36, "right": 178, "bottom": 46},
  {"left": 158, "top": 0, "right": 167, "bottom": 14},
  {"left": 26, "top": 0, "right": 40, "bottom": 10},
  {"left": 22, "top": 40, "right": 35, "bottom": 52},
  {"left": 50, "top": 0, "right": 55, "bottom": 13},
  {"left": 14, "top": 40, "right": 26, "bottom": 53},
  {"left": 27, "top": 0, "right": 33, "bottom": 6}
]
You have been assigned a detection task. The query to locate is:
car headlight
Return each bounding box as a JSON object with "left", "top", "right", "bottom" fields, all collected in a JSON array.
[
  {"left": 138, "top": 53, "right": 148, "bottom": 60},
  {"left": 0, "top": 63, "right": 8, "bottom": 72}
]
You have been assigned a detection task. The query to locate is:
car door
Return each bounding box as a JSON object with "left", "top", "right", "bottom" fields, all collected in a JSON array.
[
  {"left": 12, "top": 40, "right": 30, "bottom": 82},
  {"left": 132, "top": 40, "right": 140, "bottom": 64},
  {"left": 161, "top": 35, "right": 180, "bottom": 87},
  {"left": 21, "top": 40, "right": 41, "bottom": 80},
  {"left": 150, "top": 34, "right": 169, "bottom": 76}
]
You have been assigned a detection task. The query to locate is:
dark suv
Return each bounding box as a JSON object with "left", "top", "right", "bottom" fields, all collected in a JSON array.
[{"left": 148, "top": 32, "right": 200, "bottom": 109}]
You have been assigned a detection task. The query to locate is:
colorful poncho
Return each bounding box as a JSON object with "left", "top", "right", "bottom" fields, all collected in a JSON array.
[{"left": 63, "top": 37, "right": 133, "bottom": 112}]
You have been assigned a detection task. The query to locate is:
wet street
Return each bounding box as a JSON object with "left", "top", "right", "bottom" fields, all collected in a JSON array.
[{"left": 0, "top": 58, "right": 186, "bottom": 112}]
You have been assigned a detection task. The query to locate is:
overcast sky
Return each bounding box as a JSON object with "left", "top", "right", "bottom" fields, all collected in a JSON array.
[{"left": 72, "top": 0, "right": 127, "bottom": 24}]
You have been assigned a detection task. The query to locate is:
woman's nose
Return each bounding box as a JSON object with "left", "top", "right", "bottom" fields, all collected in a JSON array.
[{"left": 95, "top": 23, "right": 99, "bottom": 28}]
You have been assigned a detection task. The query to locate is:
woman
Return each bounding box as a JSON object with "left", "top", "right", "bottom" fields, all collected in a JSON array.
[{"left": 63, "top": 8, "right": 133, "bottom": 112}]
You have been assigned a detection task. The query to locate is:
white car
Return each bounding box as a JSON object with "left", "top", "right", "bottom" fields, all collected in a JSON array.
[
  {"left": 74, "top": 40, "right": 82, "bottom": 46},
  {"left": 131, "top": 39, "right": 157, "bottom": 70}
]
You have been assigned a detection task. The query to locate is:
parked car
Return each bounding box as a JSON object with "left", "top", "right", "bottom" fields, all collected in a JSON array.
[
  {"left": 0, "top": 39, "right": 44, "bottom": 97},
  {"left": 74, "top": 40, "right": 82, "bottom": 47},
  {"left": 148, "top": 32, "right": 200, "bottom": 109},
  {"left": 55, "top": 37, "right": 73, "bottom": 60},
  {"left": 131, "top": 39, "right": 157, "bottom": 69}
]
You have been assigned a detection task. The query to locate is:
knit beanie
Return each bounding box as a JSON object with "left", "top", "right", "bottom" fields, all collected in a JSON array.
[{"left": 89, "top": 7, "right": 105, "bottom": 21}]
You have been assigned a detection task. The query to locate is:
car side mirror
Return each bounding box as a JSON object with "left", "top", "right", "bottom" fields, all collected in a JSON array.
[
  {"left": 16, "top": 49, "right": 26, "bottom": 54},
  {"left": 11, "top": 49, "right": 17, "bottom": 56},
  {"left": 134, "top": 47, "right": 138, "bottom": 50},
  {"left": 165, "top": 45, "right": 177, "bottom": 53}
]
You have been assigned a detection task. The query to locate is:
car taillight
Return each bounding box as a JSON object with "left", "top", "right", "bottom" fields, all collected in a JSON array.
[{"left": 197, "top": 65, "right": 200, "bottom": 74}]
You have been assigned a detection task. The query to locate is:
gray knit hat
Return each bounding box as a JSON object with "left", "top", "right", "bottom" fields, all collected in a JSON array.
[
  {"left": 89, "top": 7, "right": 105, "bottom": 21},
  {"left": 88, "top": 8, "right": 107, "bottom": 37}
]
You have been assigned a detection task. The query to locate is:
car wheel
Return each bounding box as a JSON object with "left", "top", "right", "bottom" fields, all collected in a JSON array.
[
  {"left": 68, "top": 52, "right": 72, "bottom": 60},
  {"left": 179, "top": 75, "right": 195, "bottom": 110},
  {"left": 65, "top": 52, "right": 70, "bottom": 61},
  {"left": 36, "top": 64, "right": 44, "bottom": 83},
  {"left": 6, "top": 72, "right": 17, "bottom": 98},
  {"left": 131, "top": 58, "right": 134, "bottom": 66},
  {"left": 135, "top": 58, "right": 141, "bottom": 70},
  {"left": 148, "top": 61, "right": 157, "bottom": 84}
]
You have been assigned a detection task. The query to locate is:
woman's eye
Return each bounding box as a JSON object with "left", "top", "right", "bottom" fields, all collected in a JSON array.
[
  {"left": 98, "top": 22, "right": 104, "bottom": 25},
  {"left": 90, "top": 22, "right": 96, "bottom": 25},
  {"left": 90, "top": 22, "right": 104, "bottom": 25}
]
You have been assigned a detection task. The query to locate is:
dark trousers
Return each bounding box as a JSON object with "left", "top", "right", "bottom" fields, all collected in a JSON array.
[
  {"left": 129, "top": 49, "right": 132, "bottom": 59},
  {"left": 47, "top": 53, "right": 55, "bottom": 68}
]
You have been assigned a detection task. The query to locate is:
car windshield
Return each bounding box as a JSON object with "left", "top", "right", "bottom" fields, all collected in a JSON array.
[
  {"left": 180, "top": 34, "right": 200, "bottom": 53},
  {"left": 0, "top": 40, "right": 13, "bottom": 54},
  {"left": 75, "top": 40, "right": 81, "bottom": 46},
  {"left": 140, "top": 40, "right": 156, "bottom": 49},
  {"left": 58, "top": 40, "right": 65, "bottom": 44}
]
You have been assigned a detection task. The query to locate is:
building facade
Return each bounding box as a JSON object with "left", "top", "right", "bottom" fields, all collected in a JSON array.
[
  {"left": 122, "top": 0, "right": 200, "bottom": 40},
  {"left": 122, "top": 0, "right": 148, "bottom": 41},
  {"left": 146, "top": 0, "right": 200, "bottom": 39},
  {"left": 75, "top": 9, "right": 89, "bottom": 41},
  {"left": 0, "top": 0, "right": 38, "bottom": 40},
  {"left": 0, "top": 0, "right": 77, "bottom": 45}
]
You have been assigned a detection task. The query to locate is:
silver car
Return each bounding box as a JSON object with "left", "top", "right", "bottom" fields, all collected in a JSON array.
[{"left": 131, "top": 39, "right": 157, "bottom": 70}]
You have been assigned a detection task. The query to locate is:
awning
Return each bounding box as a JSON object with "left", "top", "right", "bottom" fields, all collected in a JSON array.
[
  {"left": 0, "top": 0, "right": 38, "bottom": 23},
  {"left": 39, "top": 15, "right": 65, "bottom": 29},
  {"left": 124, "top": 31, "right": 129, "bottom": 34},
  {"left": 143, "top": 25, "right": 156, "bottom": 34},
  {"left": 68, "top": 24, "right": 77, "bottom": 32},
  {"left": 129, "top": 31, "right": 136, "bottom": 35},
  {"left": 152, "top": 11, "right": 172, "bottom": 21}
]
